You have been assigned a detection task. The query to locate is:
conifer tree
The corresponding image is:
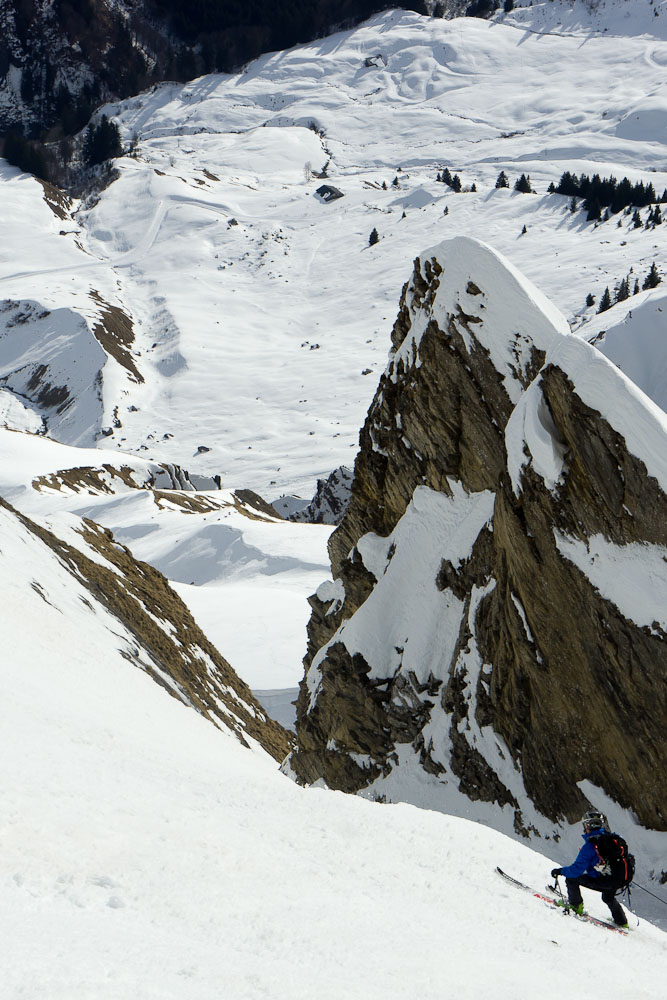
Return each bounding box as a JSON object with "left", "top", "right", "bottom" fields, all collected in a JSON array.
[
  {"left": 598, "top": 287, "right": 612, "bottom": 313},
  {"left": 442, "top": 167, "right": 453, "bottom": 186},
  {"left": 555, "top": 171, "right": 578, "bottom": 196},
  {"left": 643, "top": 262, "right": 661, "bottom": 289},
  {"left": 586, "top": 293, "right": 595, "bottom": 308},
  {"left": 615, "top": 277, "right": 630, "bottom": 303},
  {"left": 587, "top": 198, "right": 601, "bottom": 222},
  {"left": 632, "top": 209, "right": 642, "bottom": 228},
  {"left": 514, "top": 173, "right": 533, "bottom": 193},
  {"left": 495, "top": 170, "right": 509, "bottom": 189},
  {"left": 84, "top": 115, "right": 122, "bottom": 166},
  {"left": 451, "top": 174, "right": 462, "bottom": 193},
  {"left": 368, "top": 227, "right": 380, "bottom": 247}
]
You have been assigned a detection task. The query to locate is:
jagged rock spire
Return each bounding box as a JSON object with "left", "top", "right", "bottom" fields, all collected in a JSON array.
[{"left": 286, "top": 237, "right": 667, "bottom": 836}]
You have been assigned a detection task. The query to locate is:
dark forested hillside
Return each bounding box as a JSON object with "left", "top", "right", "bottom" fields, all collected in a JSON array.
[
  {"left": 0, "top": 0, "right": 434, "bottom": 146},
  {"left": 146, "top": 0, "right": 421, "bottom": 68}
]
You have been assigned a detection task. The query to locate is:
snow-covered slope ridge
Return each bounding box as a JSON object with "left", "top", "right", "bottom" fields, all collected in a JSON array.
[
  {"left": 0, "top": 488, "right": 290, "bottom": 761},
  {"left": 2, "top": 528, "right": 666, "bottom": 998},
  {"left": 5, "top": 8, "right": 667, "bottom": 497},
  {"left": 0, "top": 425, "right": 333, "bottom": 697},
  {"left": 288, "top": 235, "right": 667, "bottom": 917}
]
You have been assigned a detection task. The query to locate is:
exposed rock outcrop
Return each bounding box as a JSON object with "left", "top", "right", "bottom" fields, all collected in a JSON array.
[
  {"left": 286, "top": 237, "right": 667, "bottom": 837},
  {"left": 272, "top": 466, "right": 353, "bottom": 525},
  {"left": 1, "top": 495, "right": 291, "bottom": 763}
]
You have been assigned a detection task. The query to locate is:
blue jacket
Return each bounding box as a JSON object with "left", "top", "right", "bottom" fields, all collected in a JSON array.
[{"left": 560, "top": 827, "right": 608, "bottom": 879}]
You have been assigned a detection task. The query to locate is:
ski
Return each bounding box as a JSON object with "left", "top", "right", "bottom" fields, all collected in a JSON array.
[{"left": 495, "top": 867, "right": 629, "bottom": 935}]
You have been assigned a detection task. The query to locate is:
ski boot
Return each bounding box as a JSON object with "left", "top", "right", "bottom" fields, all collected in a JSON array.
[{"left": 556, "top": 900, "right": 584, "bottom": 916}]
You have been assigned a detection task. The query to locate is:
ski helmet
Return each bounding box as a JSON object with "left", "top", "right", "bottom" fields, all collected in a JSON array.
[{"left": 582, "top": 809, "right": 608, "bottom": 833}]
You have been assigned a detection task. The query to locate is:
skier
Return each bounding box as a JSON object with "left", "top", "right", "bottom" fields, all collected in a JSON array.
[{"left": 550, "top": 809, "right": 631, "bottom": 927}]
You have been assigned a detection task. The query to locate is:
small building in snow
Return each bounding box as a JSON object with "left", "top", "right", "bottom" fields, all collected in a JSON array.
[{"left": 315, "top": 185, "right": 344, "bottom": 203}]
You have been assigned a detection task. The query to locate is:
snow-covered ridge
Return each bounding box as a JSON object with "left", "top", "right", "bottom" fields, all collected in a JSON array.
[
  {"left": 393, "top": 236, "right": 569, "bottom": 405},
  {"left": 291, "top": 235, "right": 667, "bottom": 920},
  {"left": 0, "top": 478, "right": 291, "bottom": 760}
]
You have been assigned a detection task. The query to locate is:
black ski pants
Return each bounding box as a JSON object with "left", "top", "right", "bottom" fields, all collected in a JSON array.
[{"left": 565, "top": 875, "right": 627, "bottom": 925}]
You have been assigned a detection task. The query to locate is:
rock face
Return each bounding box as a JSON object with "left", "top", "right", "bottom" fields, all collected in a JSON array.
[
  {"left": 272, "top": 466, "right": 353, "bottom": 525},
  {"left": 286, "top": 237, "right": 667, "bottom": 837},
  {"left": 0, "top": 0, "right": 163, "bottom": 136},
  {"left": 1, "top": 495, "right": 291, "bottom": 763}
]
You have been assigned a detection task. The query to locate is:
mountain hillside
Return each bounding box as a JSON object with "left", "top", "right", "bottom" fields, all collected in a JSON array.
[
  {"left": 0, "top": 425, "right": 333, "bottom": 705},
  {"left": 286, "top": 235, "right": 667, "bottom": 915},
  {"left": 4, "top": 8, "right": 667, "bottom": 499},
  {"left": 0, "top": 476, "right": 290, "bottom": 760},
  {"left": 2, "top": 520, "right": 666, "bottom": 997},
  {"left": 2, "top": 2, "right": 667, "bottom": 950},
  {"left": 0, "top": 0, "right": 434, "bottom": 141}
]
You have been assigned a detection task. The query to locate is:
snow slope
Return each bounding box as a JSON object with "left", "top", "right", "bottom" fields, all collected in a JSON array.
[
  {"left": 4, "top": 5, "right": 667, "bottom": 702},
  {"left": 2, "top": 557, "right": 666, "bottom": 999},
  {"left": 0, "top": 427, "right": 330, "bottom": 697},
  {"left": 2, "top": 7, "right": 667, "bottom": 988},
  {"left": 5, "top": 6, "right": 667, "bottom": 498}
]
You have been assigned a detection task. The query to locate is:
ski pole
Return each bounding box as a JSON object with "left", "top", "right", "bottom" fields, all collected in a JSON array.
[
  {"left": 632, "top": 882, "right": 667, "bottom": 907},
  {"left": 551, "top": 874, "right": 569, "bottom": 912}
]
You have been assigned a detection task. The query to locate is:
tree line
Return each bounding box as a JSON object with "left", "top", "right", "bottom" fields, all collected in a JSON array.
[
  {"left": 549, "top": 171, "right": 667, "bottom": 221},
  {"left": 596, "top": 263, "right": 661, "bottom": 314}
]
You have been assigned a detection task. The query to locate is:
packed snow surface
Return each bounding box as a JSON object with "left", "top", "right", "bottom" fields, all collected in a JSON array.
[{"left": 2, "top": 516, "right": 666, "bottom": 998}]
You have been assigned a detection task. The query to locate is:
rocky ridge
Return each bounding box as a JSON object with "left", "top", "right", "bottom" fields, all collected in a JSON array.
[
  {"left": 272, "top": 466, "right": 353, "bottom": 525},
  {"left": 1, "top": 492, "right": 291, "bottom": 762},
  {"left": 286, "top": 236, "right": 667, "bottom": 837}
]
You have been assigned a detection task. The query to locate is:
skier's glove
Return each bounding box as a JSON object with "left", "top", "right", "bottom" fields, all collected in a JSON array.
[{"left": 551, "top": 868, "right": 562, "bottom": 878}]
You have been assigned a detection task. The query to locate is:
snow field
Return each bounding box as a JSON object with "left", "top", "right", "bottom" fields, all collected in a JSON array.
[
  {"left": 2, "top": 7, "right": 667, "bottom": 994},
  {"left": 3, "top": 4, "right": 667, "bottom": 716},
  {"left": 6, "top": 10, "right": 667, "bottom": 495},
  {"left": 2, "top": 553, "right": 666, "bottom": 999},
  {"left": 0, "top": 425, "right": 332, "bottom": 695}
]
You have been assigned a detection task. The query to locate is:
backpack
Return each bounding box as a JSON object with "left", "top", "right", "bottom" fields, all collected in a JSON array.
[{"left": 590, "top": 832, "right": 635, "bottom": 887}]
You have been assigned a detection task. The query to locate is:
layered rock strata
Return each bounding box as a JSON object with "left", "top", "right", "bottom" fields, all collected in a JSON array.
[
  {"left": 3, "top": 496, "right": 291, "bottom": 763},
  {"left": 286, "top": 237, "right": 667, "bottom": 835}
]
